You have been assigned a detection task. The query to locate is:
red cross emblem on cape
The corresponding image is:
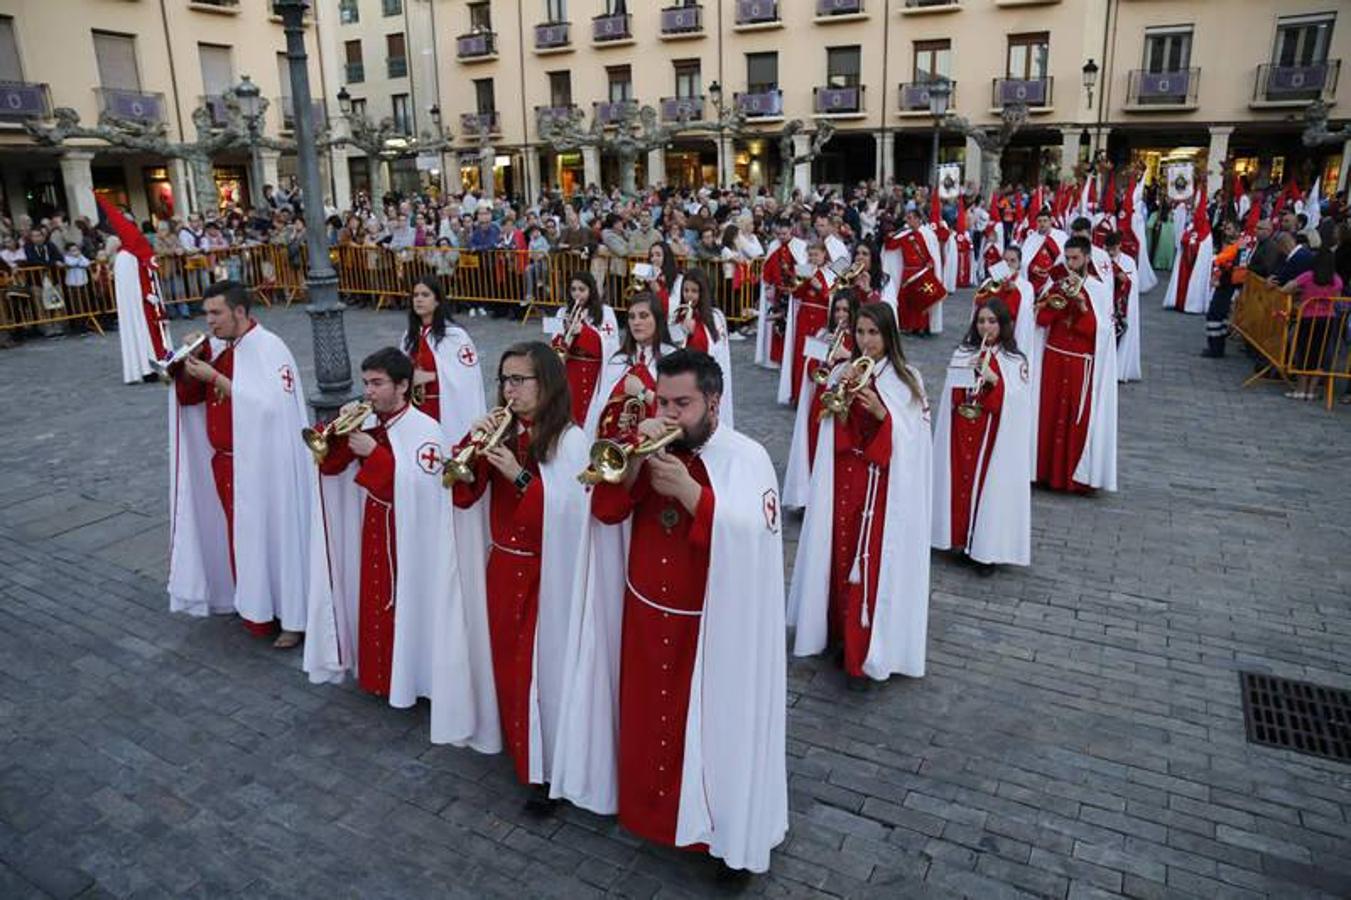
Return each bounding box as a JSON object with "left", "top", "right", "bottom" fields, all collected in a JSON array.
[
  {"left": 416, "top": 441, "right": 443, "bottom": 474},
  {"left": 762, "top": 489, "right": 780, "bottom": 534},
  {"left": 278, "top": 365, "right": 295, "bottom": 394},
  {"left": 601, "top": 322, "right": 615, "bottom": 336},
  {"left": 458, "top": 345, "right": 478, "bottom": 367}
]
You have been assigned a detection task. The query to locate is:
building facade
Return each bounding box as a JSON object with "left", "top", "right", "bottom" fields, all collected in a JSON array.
[{"left": 0, "top": 0, "right": 1346, "bottom": 222}]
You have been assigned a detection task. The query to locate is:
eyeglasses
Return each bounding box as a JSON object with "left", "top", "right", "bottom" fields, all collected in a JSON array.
[{"left": 497, "top": 375, "right": 538, "bottom": 388}]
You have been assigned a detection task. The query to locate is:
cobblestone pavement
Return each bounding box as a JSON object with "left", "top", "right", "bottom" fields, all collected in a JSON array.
[{"left": 0, "top": 286, "right": 1348, "bottom": 900}]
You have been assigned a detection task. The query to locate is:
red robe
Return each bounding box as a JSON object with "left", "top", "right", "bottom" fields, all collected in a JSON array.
[
  {"left": 175, "top": 338, "right": 238, "bottom": 572},
  {"left": 1173, "top": 228, "right": 1202, "bottom": 312},
  {"left": 318, "top": 408, "right": 404, "bottom": 694},
  {"left": 761, "top": 244, "right": 797, "bottom": 364},
  {"left": 561, "top": 320, "right": 605, "bottom": 426},
  {"left": 954, "top": 231, "right": 973, "bottom": 287},
  {"left": 827, "top": 399, "right": 892, "bottom": 678},
  {"left": 411, "top": 325, "right": 442, "bottom": 423},
  {"left": 1027, "top": 235, "right": 1061, "bottom": 298},
  {"left": 1109, "top": 259, "right": 1131, "bottom": 342},
  {"left": 885, "top": 228, "right": 944, "bottom": 332},
  {"left": 948, "top": 357, "right": 1005, "bottom": 548},
  {"left": 682, "top": 316, "right": 714, "bottom": 353},
  {"left": 1115, "top": 210, "right": 1139, "bottom": 260},
  {"left": 805, "top": 333, "right": 854, "bottom": 469},
  {"left": 592, "top": 455, "right": 715, "bottom": 849},
  {"left": 451, "top": 424, "right": 544, "bottom": 784},
  {"left": 789, "top": 272, "right": 830, "bottom": 404},
  {"left": 1035, "top": 296, "right": 1096, "bottom": 493},
  {"left": 596, "top": 354, "right": 658, "bottom": 443}
]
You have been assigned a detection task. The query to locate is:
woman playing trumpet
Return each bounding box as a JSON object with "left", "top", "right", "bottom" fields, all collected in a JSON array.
[
  {"left": 666, "top": 266, "right": 735, "bottom": 428},
  {"left": 788, "top": 303, "right": 932, "bottom": 691},
  {"left": 550, "top": 271, "right": 619, "bottom": 427},
  {"left": 930, "top": 300, "right": 1032, "bottom": 574},
  {"left": 783, "top": 290, "right": 856, "bottom": 509},
  {"left": 584, "top": 291, "right": 676, "bottom": 440},
  {"left": 402, "top": 275, "right": 484, "bottom": 437},
  {"left": 450, "top": 342, "right": 592, "bottom": 809},
  {"left": 777, "top": 241, "right": 835, "bottom": 406}
]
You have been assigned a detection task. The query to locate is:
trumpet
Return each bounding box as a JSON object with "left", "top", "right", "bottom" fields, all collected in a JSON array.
[
  {"left": 1044, "top": 272, "right": 1083, "bottom": 311},
  {"left": 441, "top": 403, "right": 515, "bottom": 487},
  {"left": 956, "top": 340, "right": 995, "bottom": 421},
  {"left": 577, "top": 426, "right": 683, "bottom": 485},
  {"left": 301, "top": 401, "right": 374, "bottom": 464},
  {"left": 818, "top": 356, "right": 878, "bottom": 421},
  {"left": 835, "top": 258, "right": 867, "bottom": 288},
  {"left": 150, "top": 330, "right": 208, "bottom": 382},
  {"left": 973, "top": 276, "right": 1006, "bottom": 301},
  {"left": 813, "top": 327, "right": 850, "bottom": 386},
  {"left": 411, "top": 381, "right": 427, "bottom": 407},
  {"left": 554, "top": 302, "right": 587, "bottom": 359}
]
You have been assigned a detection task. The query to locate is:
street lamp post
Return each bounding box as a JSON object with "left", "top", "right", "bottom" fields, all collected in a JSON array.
[
  {"left": 233, "top": 75, "right": 267, "bottom": 209},
  {"left": 276, "top": 0, "right": 354, "bottom": 417},
  {"left": 1082, "top": 59, "right": 1101, "bottom": 156},
  {"left": 927, "top": 78, "right": 952, "bottom": 190},
  {"left": 709, "top": 80, "right": 725, "bottom": 184}
]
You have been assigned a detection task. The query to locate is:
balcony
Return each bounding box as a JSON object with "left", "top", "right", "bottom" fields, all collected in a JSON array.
[
  {"left": 816, "top": 0, "right": 865, "bottom": 19},
  {"left": 457, "top": 31, "right": 497, "bottom": 61},
  {"left": 535, "top": 21, "right": 571, "bottom": 52},
  {"left": 592, "top": 13, "right": 632, "bottom": 44},
  {"left": 278, "top": 98, "right": 327, "bottom": 132},
  {"left": 387, "top": 56, "right": 407, "bottom": 79},
  {"left": 734, "top": 0, "right": 780, "bottom": 30},
  {"left": 814, "top": 85, "right": 865, "bottom": 117},
  {"left": 344, "top": 62, "right": 365, "bottom": 83},
  {"left": 188, "top": 0, "right": 240, "bottom": 13},
  {"left": 460, "top": 111, "right": 501, "bottom": 136},
  {"left": 594, "top": 99, "right": 637, "bottom": 125},
  {"left": 661, "top": 96, "right": 705, "bottom": 122},
  {"left": 535, "top": 104, "right": 577, "bottom": 130},
  {"left": 660, "top": 5, "right": 703, "bottom": 39},
  {"left": 199, "top": 94, "right": 230, "bottom": 128},
  {"left": 0, "top": 81, "right": 51, "bottom": 120},
  {"left": 992, "top": 76, "right": 1053, "bottom": 110},
  {"left": 734, "top": 89, "right": 783, "bottom": 119},
  {"left": 897, "top": 80, "right": 956, "bottom": 116},
  {"left": 1251, "top": 60, "right": 1340, "bottom": 107},
  {"left": 1125, "top": 68, "right": 1199, "bottom": 110},
  {"left": 95, "top": 88, "right": 165, "bottom": 123},
  {"left": 901, "top": 0, "right": 959, "bottom": 12}
]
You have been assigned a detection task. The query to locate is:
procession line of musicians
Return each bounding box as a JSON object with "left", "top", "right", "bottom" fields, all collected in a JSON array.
[{"left": 162, "top": 206, "right": 1127, "bottom": 874}]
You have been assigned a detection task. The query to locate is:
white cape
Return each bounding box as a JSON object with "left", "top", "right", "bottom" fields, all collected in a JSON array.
[
  {"left": 930, "top": 348, "right": 1032, "bottom": 566},
  {"left": 1114, "top": 254, "right": 1143, "bottom": 382},
  {"left": 114, "top": 250, "right": 156, "bottom": 383},
  {"left": 782, "top": 364, "right": 817, "bottom": 510},
  {"left": 167, "top": 324, "right": 316, "bottom": 631},
  {"left": 776, "top": 269, "right": 837, "bottom": 405},
  {"left": 669, "top": 305, "right": 735, "bottom": 429},
  {"left": 788, "top": 362, "right": 932, "bottom": 680},
  {"left": 1162, "top": 228, "right": 1213, "bottom": 315},
  {"left": 755, "top": 237, "right": 805, "bottom": 369},
  {"left": 552, "top": 305, "right": 621, "bottom": 422},
  {"left": 1130, "top": 180, "right": 1158, "bottom": 293}
]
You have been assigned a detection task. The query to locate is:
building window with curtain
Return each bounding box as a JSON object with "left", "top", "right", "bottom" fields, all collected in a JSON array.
[
  {"left": 391, "top": 93, "right": 411, "bottom": 133},
  {"left": 344, "top": 39, "right": 364, "bottom": 83},
  {"left": 913, "top": 39, "right": 950, "bottom": 82},
  {"left": 826, "top": 46, "right": 861, "bottom": 88},
  {"left": 1006, "top": 32, "right": 1049, "bottom": 80}
]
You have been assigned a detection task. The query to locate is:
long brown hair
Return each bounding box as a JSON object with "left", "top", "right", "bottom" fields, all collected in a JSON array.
[
  {"left": 567, "top": 270, "right": 605, "bottom": 327},
  {"left": 496, "top": 341, "right": 572, "bottom": 465},
  {"left": 678, "top": 266, "right": 722, "bottom": 342},
  {"left": 617, "top": 291, "right": 672, "bottom": 360},
  {"left": 855, "top": 302, "right": 923, "bottom": 402},
  {"left": 961, "top": 298, "right": 1024, "bottom": 359}
]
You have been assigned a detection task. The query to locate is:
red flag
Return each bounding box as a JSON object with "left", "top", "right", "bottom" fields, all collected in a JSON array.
[
  {"left": 1026, "top": 187, "right": 1042, "bottom": 223},
  {"left": 1243, "top": 190, "right": 1262, "bottom": 237},
  {"left": 929, "top": 187, "right": 941, "bottom": 227},
  {"left": 1101, "top": 173, "right": 1117, "bottom": 215},
  {"left": 1192, "top": 175, "right": 1210, "bottom": 241},
  {"left": 956, "top": 193, "right": 968, "bottom": 232},
  {"left": 1121, "top": 176, "right": 1135, "bottom": 218}
]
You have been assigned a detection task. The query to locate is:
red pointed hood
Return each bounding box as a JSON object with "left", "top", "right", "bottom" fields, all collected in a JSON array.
[
  {"left": 1101, "top": 173, "right": 1117, "bottom": 214},
  {"left": 1243, "top": 190, "right": 1262, "bottom": 237},
  {"left": 929, "top": 187, "right": 941, "bottom": 227},
  {"left": 1192, "top": 175, "right": 1211, "bottom": 241},
  {"left": 956, "top": 193, "right": 968, "bottom": 232},
  {"left": 96, "top": 194, "right": 155, "bottom": 264}
]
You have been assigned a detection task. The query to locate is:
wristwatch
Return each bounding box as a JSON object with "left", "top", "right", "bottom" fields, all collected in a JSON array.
[{"left": 514, "top": 469, "right": 534, "bottom": 492}]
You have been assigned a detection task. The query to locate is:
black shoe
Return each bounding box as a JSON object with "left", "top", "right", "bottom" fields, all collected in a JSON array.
[
  {"left": 1198, "top": 349, "right": 1224, "bottom": 359},
  {"left": 714, "top": 860, "right": 753, "bottom": 887},
  {"left": 523, "top": 784, "right": 559, "bottom": 817},
  {"left": 141, "top": 373, "right": 160, "bottom": 384},
  {"left": 975, "top": 562, "right": 996, "bottom": 577},
  {"left": 845, "top": 675, "right": 871, "bottom": 693}
]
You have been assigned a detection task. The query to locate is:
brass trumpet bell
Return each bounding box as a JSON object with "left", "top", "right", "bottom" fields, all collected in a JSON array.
[
  {"left": 301, "top": 401, "right": 373, "bottom": 465},
  {"left": 151, "top": 330, "right": 208, "bottom": 382},
  {"left": 441, "top": 404, "right": 515, "bottom": 488},
  {"left": 955, "top": 401, "right": 983, "bottom": 420},
  {"left": 577, "top": 426, "right": 682, "bottom": 485},
  {"left": 818, "top": 356, "right": 877, "bottom": 422}
]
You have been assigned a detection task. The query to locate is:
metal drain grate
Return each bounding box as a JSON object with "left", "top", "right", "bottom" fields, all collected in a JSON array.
[{"left": 1239, "top": 672, "right": 1351, "bottom": 763}]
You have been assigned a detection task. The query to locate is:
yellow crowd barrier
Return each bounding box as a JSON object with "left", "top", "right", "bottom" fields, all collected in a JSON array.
[{"left": 1231, "top": 278, "right": 1351, "bottom": 409}]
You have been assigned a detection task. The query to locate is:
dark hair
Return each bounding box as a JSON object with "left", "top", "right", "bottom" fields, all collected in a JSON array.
[
  {"left": 962, "top": 298, "right": 1024, "bottom": 359},
  {"left": 1036, "top": 208, "right": 1052, "bottom": 220},
  {"left": 720, "top": 223, "right": 739, "bottom": 250},
  {"left": 829, "top": 288, "right": 859, "bottom": 330},
  {"left": 854, "top": 302, "right": 923, "bottom": 402},
  {"left": 602, "top": 212, "right": 622, "bottom": 230},
  {"left": 1104, "top": 231, "right": 1122, "bottom": 249},
  {"left": 1070, "top": 216, "right": 1092, "bottom": 233},
  {"left": 1311, "top": 247, "right": 1336, "bottom": 286},
  {"left": 204, "top": 279, "right": 251, "bottom": 313},
  {"left": 656, "top": 348, "right": 723, "bottom": 398},
  {"left": 1004, "top": 244, "right": 1023, "bottom": 262},
  {"left": 361, "top": 346, "right": 414, "bottom": 400},
  {"left": 648, "top": 240, "right": 678, "bottom": 288},
  {"left": 1065, "top": 235, "right": 1092, "bottom": 254},
  {"left": 403, "top": 275, "right": 454, "bottom": 352},
  {"left": 497, "top": 341, "right": 572, "bottom": 465},
  {"left": 566, "top": 270, "right": 605, "bottom": 327},
  {"left": 618, "top": 291, "right": 672, "bottom": 359},
  {"left": 677, "top": 266, "right": 722, "bottom": 342}
]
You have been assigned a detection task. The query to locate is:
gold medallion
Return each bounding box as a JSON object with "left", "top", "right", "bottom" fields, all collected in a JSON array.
[{"left": 659, "top": 505, "right": 680, "bottom": 533}]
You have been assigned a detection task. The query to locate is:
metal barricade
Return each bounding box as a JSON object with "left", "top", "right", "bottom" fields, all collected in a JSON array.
[
  {"left": 1286, "top": 299, "right": 1351, "bottom": 410},
  {"left": 0, "top": 264, "right": 116, "bottom": 333},
  {"left": 1231, "top": 278, "right": 1293, "bottom": 381}
]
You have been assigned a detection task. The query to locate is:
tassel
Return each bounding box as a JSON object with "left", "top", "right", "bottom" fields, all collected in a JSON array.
[
  {"left": 860, "top": 588, "right": 871, "bottom": 629},
  {"left": 848, "top": 555, "right": 862, "bottom": 585}
]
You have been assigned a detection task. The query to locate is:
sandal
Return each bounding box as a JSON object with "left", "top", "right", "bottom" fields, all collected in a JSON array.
[{"left": 272, "top": 631, "right": 302, "bottom": 650}]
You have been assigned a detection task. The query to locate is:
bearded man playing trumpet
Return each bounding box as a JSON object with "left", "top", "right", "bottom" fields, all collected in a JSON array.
[
  {"left": 788, "top": 303, "right": 933, "bottom": 691},
  {"left": 574, "top": 350, "right": 788, "bottom": 876},
  {"left": 307, "top": 348, "right": 500, "bottom": 754},
  {"left": 168, "top": 280, "right": 317, "bottom": 650},
  {"left": 449, "top": 342, "right": 595, "bottom": 812}
]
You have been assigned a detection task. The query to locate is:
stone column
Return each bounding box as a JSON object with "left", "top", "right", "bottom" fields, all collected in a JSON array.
[
  {"left": 965, "top": 133, "right": 984, "bottom": 193},
  {"left": 716, "top": 135, "right": 736, "bottom": 185},
  {"left": 259, "top": 149, "right": 282, "bottom": 193},
  {"left": 329, "top": 145, "right": 352, "bottom": 210},
  {"left": 646, "top": 146, "right": 667, "bottom": 187},
  {"left": 1206, "top": 126, "right": 1234, "bottom": 191},
  {"left": 582, "top": 145, "right": 601, "bottom": 190},
  {"left": 524, "top": 147, "right": 542, "bottom": 201},
  {"left": 167, "top": 158, "right": 192, "bottom": 217},
  {"left": 793, "top": 133, "right": 812, "bottom": 196},
  {"left": 875, "top": 131, "right": 895, "bottom": 185},
  {"left": 123, "top": 162, "right": 150, "bottom": 222},
  {"left": 1058, "top": 128, "right": 1081, "bottom": 175},
  {"left": 58, "top": 150, "right": 99, "bottom": 221}
]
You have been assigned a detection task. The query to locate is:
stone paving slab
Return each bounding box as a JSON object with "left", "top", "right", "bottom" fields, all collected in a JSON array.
[{"left": 0, "top": 286, "right": 1348, "bottom": 898}]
